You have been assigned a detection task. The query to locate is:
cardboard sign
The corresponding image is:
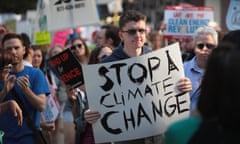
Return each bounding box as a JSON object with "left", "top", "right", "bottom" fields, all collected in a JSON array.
[
  {"left": 35, "top": 0, "right": 100, "bottom": 32},
  {"left": 164, "top": 5, "right": 214, "bottom": 39},
  {"left": 41, "top": 94, "right": 61, "bottom": 122},
  {"left": 47, "top": 48, "right": 84, "bottom": 88},
  {"left": 82, "top": 43, "right": 190, "bottom": 143}
]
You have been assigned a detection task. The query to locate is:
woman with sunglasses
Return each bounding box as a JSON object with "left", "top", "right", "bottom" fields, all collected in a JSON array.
[
  {"left": 69, "top": 37, "right": 90, "bottom": 65},
  {"left": 183, "top": 26, "right": 218, "bottom": 113},
  {"left": 0, "top": 49, "right": 23, "bottom": 126},
  {"left": 47, "top": 45, "right": 74, "bottom": 144},
  {"left": 65, "top": 37, "right": 91, "bottom": 144}
]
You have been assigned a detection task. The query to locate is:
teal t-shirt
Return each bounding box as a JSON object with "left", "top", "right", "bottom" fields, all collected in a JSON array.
[{"left": 162, "top": 117, "right": 202, "bottom": 144}]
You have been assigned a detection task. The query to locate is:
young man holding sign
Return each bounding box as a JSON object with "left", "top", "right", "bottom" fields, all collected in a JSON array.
[{"left": 84, "top": 10, "right": 192, "bottom": 144}]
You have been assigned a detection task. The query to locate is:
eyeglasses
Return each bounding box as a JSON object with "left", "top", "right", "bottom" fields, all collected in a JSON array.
[
  {"left": 197, "top": 43, "right": 216, "bottom": 50},
  {"left": 70, "top": 44, "right": 82, "bottom": 50},
  {"left": 121, "top": 29, "right": 146, "bottom": 35},
  {"left": 0, "top": 65, "right": 12, "bottom": 71}
]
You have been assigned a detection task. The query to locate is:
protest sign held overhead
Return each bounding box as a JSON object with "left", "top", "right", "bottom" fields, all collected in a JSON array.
[
  {"left": 82, "top": 43, "right": 190, "bottom": 143},
  {"left": 164, "top": 4, "right": 214, "bottom": 39},
  {"left": 51, "top": 29, "right": 69, "bottom": 47},
  {"left": 34, "top": 31, "right": 51, "bottom": 45},
  {"left": 47, "top": 48, "right": 84, "bottom": 88},
  {"left": 35, "top": 0, "right": 100, "bottom": 32}
]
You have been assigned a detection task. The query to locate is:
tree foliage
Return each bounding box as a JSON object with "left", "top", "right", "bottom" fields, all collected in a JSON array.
[{"left": 0, "top": 0, "right": 38, "bottom": 14}]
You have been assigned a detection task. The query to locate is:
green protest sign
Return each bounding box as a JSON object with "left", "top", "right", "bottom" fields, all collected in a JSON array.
[{"left": 34, "top": 31, "right": 51, "bottom": 45}]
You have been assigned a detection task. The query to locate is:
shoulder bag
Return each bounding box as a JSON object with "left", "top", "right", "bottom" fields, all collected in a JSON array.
[{"left": 12, "top": 88, "right": 47, "bottom": 144}]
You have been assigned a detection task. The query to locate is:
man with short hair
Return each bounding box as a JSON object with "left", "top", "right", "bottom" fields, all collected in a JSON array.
[
  {"left": 105, "top": 25, "right": 121, "bottom": 49},
  {"left": 95, "top": 25, "right": 110, "bottom": 47},
  {"left": 84, "top": 10, "right": 192, "bottom": 144},
  {"left": 96, "top": 24, "right": 121, "bottom": 49},
  {"left": 0, "top": 33, "right": 50, "bottom": 144}
]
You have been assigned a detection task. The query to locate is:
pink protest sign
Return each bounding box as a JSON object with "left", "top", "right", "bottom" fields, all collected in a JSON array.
[{"left": 51, "top": 30, "right": 69, "bottom": 47}]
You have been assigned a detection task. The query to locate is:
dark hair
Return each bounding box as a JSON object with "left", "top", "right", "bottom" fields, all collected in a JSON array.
[
  {"left": 1, "top": 33, "right": 24, "bottom": 47},
  {"left": 198, "top": 33, "right": 240, "bottom": 120},
  {"left": 70, "top": 37, "right": 90, "bottom": 59},
  {"left": 21, "top": 33, "right": 32, "bottom": 59},
  {"left": 0, "top": 49, "right": 12, "bottom": 68},
  {"left": 88, "top": 47, "right": 101, "bottom": 64},
  {"left": 119, "top": 10, "right": 146, "bottom": 29},
  {"left": 105, "top": 25, "right": 121, "bottom": 48},
  {"left": 88, "top": 45, "right": 108, "bottom": 64},
  {"left": 197, "top": 42, "right": 236, "bottom": 120},
  {"left": 101, "top": 24, "right": 112, "bottom": 30},
  {"left": 188, "top": 119, "right": 224, "bottom": 144},
  {"left": 33, "top": 46, "right": 46, "bottom": 71},
  {"left": 189, "top": 42, "right": 240, "bottom": 144},
  {"left": 218, "top": 48, "right": 240, "bottom": 143},
  {"left": 221, "top": 30, "right": 240, "bottom": 49}
]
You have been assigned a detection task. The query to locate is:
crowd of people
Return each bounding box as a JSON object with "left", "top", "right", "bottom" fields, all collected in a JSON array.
[{"left": 0, "top": 9, "right": 239, "bottom": 144}]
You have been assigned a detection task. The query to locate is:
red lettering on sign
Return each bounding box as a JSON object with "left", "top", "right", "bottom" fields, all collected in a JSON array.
[
  {"left": 185, "top": 13, "right": 193, "bottom": 18},
  {"left": 197, "top": 13, "right": 204, "bottom": 18},
  {"left": 49, "top": 57, "right": 61, "bottom": 67},
  {"left": 60, "top": 67, "right": 81, "bottom": 83},
  {"left": 60, "top": 53, "right": 69, "bottom": 62},
  {"left": 173, "top": 12, "right": 181, "bottom": 18}
]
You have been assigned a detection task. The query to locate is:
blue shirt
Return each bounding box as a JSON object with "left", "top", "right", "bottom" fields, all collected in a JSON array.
[
  {"left": 184, "top": 57, "right": 204, "bottom": 111},
  {"left": 0, "top": 66, "right": 50, "bottom": 144}
]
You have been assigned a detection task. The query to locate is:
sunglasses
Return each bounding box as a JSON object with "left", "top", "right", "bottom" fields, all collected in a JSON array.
[
  {"left": 197, "top": 43, "right": 216, "bottom": 50},
  {"left": 70, "top": 44, "right": 82, "bottom": 50},
  {"left": 121, "top": 29, "right": 146, "bottom": 35},
  {"left": 0, "top": 65, "right": 12, "bottom": 71}
]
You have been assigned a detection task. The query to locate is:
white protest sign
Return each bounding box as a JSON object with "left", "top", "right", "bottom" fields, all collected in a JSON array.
[
  {"left": 41, "top": 94, "right": 61, "bottom": 122},
  {"left": 82, "top": 43, "right": 190, "bottom": 143},
  {"left": 164, "top": 5, "right": 214, "bottom": 39},
  {"left": 226, "top": 0, "right": 240, "bottom": 30},
  {"left": 35, "top": 0, "right": 100, "bottom": 32}
]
